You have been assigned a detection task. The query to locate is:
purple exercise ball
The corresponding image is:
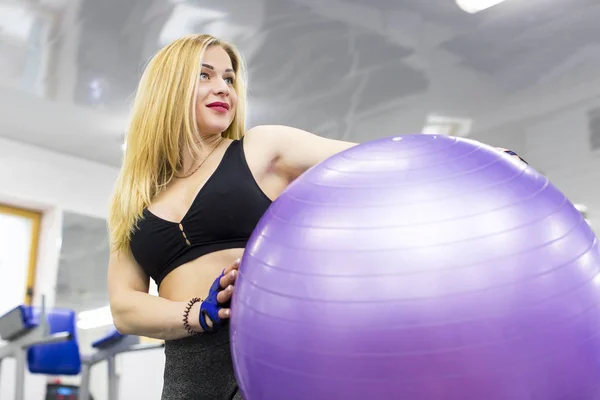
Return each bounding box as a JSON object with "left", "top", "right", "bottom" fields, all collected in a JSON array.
[{"left": 230, "top": 134, "right": 600, "bottom": 400}]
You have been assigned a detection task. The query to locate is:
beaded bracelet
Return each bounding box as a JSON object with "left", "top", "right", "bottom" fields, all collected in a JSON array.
[{"left": 183, "top": 297, "right": 202, "bottom": 336}]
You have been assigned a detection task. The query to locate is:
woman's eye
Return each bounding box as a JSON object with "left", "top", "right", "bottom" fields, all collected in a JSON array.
[{"left": 199, "top": 72, "right": 209, "bottom": 80}]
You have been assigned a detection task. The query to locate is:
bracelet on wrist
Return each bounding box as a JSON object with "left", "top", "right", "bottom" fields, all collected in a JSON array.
[{"left": 183, "top": 297, "right": 202, "bottom": 336}]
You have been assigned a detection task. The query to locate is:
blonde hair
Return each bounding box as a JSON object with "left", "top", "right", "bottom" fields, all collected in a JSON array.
[{"left": 108, "top": 34, "right": 247, "bottom": 252}]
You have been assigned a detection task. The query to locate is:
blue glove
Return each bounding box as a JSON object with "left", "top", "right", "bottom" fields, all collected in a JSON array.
[{"left": 199, "top": 270, "right": 226, "bottom": 333}]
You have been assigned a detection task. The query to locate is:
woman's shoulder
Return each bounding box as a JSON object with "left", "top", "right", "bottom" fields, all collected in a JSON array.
[
  {"left": 242, "top": 125, "right": 282, "bottom": 157},
  {"left": 243, "top": 125, "right": 278, "bottom": 142}
]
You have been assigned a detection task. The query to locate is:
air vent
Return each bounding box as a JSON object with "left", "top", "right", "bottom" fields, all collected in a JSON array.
[{"left": 422, "top": 114, "right": 473, "bottom": 137}]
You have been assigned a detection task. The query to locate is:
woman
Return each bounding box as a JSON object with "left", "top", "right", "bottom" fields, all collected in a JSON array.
[{"left": 107, "top": 34, "right": 526, "bottom": 400}]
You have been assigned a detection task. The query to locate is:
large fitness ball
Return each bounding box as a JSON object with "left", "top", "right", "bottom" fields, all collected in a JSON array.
[{"left": 230, "top": 134, "right": 600, "bottom": 400}]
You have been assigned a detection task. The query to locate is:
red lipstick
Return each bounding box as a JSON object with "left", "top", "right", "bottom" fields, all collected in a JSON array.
[{"left": 206, "top": 102, "right": 230, "bottom": 113}]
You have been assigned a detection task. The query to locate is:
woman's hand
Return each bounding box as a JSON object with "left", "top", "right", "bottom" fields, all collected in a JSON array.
[
  {"left": 197, "top": 258, "right": 240, "bottom": 332},
  {"left": 216, "top": 258, "right": 240, "bottom": 317},
  {"left": 495, "top": 147, "right": 528, "bottom": 164}
]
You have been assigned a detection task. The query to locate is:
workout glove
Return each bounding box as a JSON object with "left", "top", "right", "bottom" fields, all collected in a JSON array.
[{"left": 199, "top": 270, "right": 226, "bottom": 332}]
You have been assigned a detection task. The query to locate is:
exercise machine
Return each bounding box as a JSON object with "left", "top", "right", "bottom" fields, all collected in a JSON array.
[
  {"left": 0, "top": 296, "right": 164, "bottom": 400},
  {"left": 79, "top": 328, "right": 164, "bottom": 400},
  {"left": 0, "top": 296, "right": 77, "bottom": 400}
]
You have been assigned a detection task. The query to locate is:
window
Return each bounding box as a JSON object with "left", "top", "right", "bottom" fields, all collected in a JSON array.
[{"left": 0, "top": 204, "right": 41, "bottom": 315}]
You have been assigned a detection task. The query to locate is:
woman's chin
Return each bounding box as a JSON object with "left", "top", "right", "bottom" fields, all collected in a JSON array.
[{"left": 198, "top": 124, "right": 232, "bottom": 136}]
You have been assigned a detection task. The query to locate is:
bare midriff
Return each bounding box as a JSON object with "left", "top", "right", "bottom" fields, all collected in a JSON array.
[{"left": 158, "top": 248, "right": 244, "bottom": 301}]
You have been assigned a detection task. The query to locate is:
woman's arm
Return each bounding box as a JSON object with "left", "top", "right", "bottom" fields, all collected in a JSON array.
[
  {"left": 246, "top": 125, "right": 357, "bottom": 181},
  {"left": 246, "top": 125, "right": 527, "bottom": 181},
  {"left": 107, "top": 247, "right": 237, "bottom": 340}
]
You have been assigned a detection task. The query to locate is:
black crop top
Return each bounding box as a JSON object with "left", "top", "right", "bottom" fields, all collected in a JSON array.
[{"left": 129, "top": 138, "right": 272, "bottom": 286}]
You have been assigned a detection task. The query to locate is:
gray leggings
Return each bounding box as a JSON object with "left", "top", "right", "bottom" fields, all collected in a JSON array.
[{"left": 161, "top": 325, "right": 242, "bottom": 400}]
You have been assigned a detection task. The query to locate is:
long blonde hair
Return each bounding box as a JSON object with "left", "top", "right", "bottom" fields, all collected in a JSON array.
[{"left": 108, "top": 34, "right": 247, "bottom": 252}]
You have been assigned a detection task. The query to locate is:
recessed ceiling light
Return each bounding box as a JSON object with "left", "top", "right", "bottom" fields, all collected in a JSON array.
[{"left": 455, "top": 0, "right": 507, "bottom": 14}]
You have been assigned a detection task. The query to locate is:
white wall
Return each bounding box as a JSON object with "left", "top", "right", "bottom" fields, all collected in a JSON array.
[
  {"left": 518, "top": 101, "right": 600, "bottom": 227},
  {"left": 472, "top": 70, "right": 600, "bottom": 228},
  {"left": 0, "top": 137, "right": 119, "bottom": 220},
  {"left": 350, "top": 60, "right": 600, "bottom": 228},
  {"left": 0, "top": 137, "right": 166, "bottom": 399}
]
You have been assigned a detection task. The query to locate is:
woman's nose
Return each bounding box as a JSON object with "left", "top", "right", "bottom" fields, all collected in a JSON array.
[{"left": 213, "top": 78, "right": 230, "bottom": 96}]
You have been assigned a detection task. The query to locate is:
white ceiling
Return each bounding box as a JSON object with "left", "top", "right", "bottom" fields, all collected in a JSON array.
[{"left": 2, "top": 0, "right": 600, "bottom": 168}]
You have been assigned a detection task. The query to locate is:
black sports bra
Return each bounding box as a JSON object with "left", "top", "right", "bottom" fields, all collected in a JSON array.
[{"left": 129, "top": 138, "right": 272, "bottom": 286}]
